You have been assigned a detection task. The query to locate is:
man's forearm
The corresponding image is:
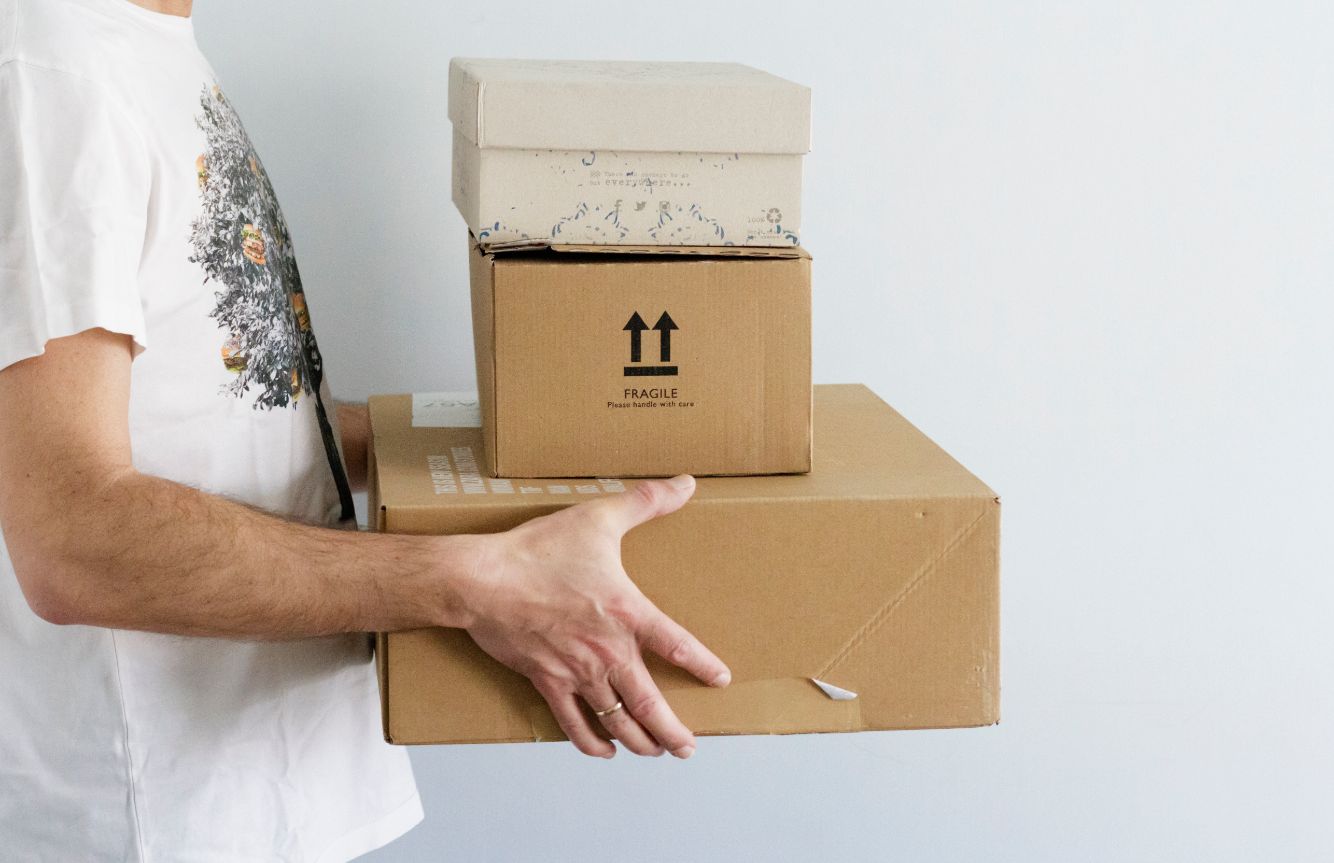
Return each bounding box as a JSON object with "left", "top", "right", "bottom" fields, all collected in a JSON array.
[{"left": 40, "top": 470, "right": 480, "bottom": 639}]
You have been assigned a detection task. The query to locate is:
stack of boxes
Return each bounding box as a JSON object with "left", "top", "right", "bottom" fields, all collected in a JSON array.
[
  {"left": 367, "top": 59, "right": 1001, "bottom": 745},
  {"left": 451, "top": 58, "right": 814, "bottom": 477}
]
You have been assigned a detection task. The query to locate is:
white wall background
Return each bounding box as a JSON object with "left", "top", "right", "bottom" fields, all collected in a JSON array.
[{"left": 194, "top": 2, "right": 1334, "bottom": 860}]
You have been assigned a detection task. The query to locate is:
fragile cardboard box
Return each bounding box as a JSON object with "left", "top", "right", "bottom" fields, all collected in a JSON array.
[
  {"left": 468, "top": 237, "right": 812, "bottom": 478},
  {"left": 369, "top": 384, "right": 1000, "bottom": 746},
  {"left": 449, "top": 58, "right": 810, "bottom": 248}
]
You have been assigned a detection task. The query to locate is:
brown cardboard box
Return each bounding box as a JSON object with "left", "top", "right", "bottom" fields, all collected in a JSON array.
[
  {"left": 469, "top": 238, "right": 812, "bottom": 478},
  {"left": 369, "top": 384, "right": 1000, "bottom": 745}
]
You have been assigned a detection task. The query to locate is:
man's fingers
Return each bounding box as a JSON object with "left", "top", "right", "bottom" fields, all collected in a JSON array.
[
  {"left": 640, "top": 604, "right": 732, "bottom": 688},
  {"left": 581, "top": 683, "right": 663, "bottom": 757},
  {"left": 593, "top": 474, "right": 695, "bottom": 535},
  {"left": 535, "top": 683, "right": 616, "bottom": 759},
  {"left": 609, "top": 661, "right": 697, "bottom": 759}
]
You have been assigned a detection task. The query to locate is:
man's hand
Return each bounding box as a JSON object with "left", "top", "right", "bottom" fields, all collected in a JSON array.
[{"left": 461, "top": 475, "right": 731, "bottom": 760}]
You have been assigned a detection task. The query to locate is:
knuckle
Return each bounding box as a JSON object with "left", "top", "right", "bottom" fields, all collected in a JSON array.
[
  {"left": 566, "top": 654, "right": 600, "bottom": 688},
  {"left": 604, "top": 660, "right": 636, "bottom": 691},
  {"left": 531, "top": 666, "right": 574, "bottom": 695},
  {"left": 533, "top": 680, "right": 564, "bottom": 704},
  {"left": 569, "top": 639, "right": 618, "bottom": 684},
  {"left": 627, "top": 690, "right": 661, "bottom": 720},
  {"left": 605, "top": 595, "right": 642, "bottom": 630},
  {"left": 630, "top": 481, "right": 661, "bottom": 510},
  {"left": 585, "top": 641, "right": 622, "bottom": 673},
  {"left": 664, "top": 636, "right": 692, "bottom": 666}
]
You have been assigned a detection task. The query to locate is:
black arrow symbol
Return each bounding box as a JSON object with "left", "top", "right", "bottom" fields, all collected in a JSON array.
[
  {"left": 653, "top": 311, "right": 678, "bottom": 362},
  {"left": 623, "top": 311, "right": 648, "bottom": 363}
]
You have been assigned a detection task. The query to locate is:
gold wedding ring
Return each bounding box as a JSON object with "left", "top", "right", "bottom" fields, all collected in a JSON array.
[{"left": 593, "top": 700, "right": 624, "bottom": 717}]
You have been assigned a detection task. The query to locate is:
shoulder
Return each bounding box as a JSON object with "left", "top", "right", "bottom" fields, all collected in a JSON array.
[
  {"left": 1, "top": 0, "right": 141, "bottom": 84},
  {"left": 0, "top": 0, "right": 156, "bottom": 150}
]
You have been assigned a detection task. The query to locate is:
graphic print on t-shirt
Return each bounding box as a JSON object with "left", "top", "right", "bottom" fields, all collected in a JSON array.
[{"left": 188, "top": 84, "right": 354, "bottom": 522}]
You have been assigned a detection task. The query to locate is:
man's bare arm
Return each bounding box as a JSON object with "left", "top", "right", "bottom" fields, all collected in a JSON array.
[
  {"left": 335, "top": 399, "right": 370, "bottom": 493},
  {"left": 0, "top": 329, "right": 472, "bottom": 638},
  {"left": 0, "top": 328, "right": 730, "bottom": 758}
]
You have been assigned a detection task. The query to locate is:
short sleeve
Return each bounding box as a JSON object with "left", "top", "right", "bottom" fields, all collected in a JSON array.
[{"left": 0, "top": 60, "right": 151, "bottom": 373}]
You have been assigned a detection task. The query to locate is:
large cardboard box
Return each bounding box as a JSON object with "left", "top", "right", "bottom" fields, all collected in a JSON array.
[
  {"left": 469, "top": 238, "right": 812, "bottom": 478},
  {"left": 369, "top": 384, "right": 1000, "bottom": 746},
  {"left": 449, "top": 58, "right": 810, "bottom": 248}
]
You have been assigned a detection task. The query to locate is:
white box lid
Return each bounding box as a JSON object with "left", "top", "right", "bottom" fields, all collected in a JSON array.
[{"left": 448, "top": 58, "right": 811, "bottom": 154}]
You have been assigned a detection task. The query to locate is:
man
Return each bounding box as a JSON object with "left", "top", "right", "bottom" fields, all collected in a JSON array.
[{"left": 0, "top": 0, "right": 730, "bottom": 859}]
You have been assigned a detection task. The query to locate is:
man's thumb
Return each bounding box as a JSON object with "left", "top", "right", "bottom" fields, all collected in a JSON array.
[{"left": 606, "top": 474, "right": 695, "bottom": 533}]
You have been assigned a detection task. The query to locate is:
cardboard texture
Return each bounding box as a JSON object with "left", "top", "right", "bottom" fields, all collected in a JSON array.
[
  {"left": 369, "top": 384, "right": 1001, "bottom": 746},
  {"left": 449, "top": 58, "right": 810, "bottom": 247},
  {"left": 469, "top": 237, "right": 813, "bottom": 478}
]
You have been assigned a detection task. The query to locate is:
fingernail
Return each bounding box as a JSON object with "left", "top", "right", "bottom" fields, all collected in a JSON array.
[
  {"left": 667, "top": 474, "right": 694, "bottom": 492},
  {"left": 671, "top": 745, "right": 695, "bottom": 759},
  {"left": 601, "top": 750, "right": 616, "bottom": 760},
  {"left": 711, "top": 670, "right": 732, "bottom": 687}
]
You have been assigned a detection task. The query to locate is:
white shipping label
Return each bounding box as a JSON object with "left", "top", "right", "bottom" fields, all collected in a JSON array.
[{"left": 412, "top": 392, "right": 482, "bottom": 428}]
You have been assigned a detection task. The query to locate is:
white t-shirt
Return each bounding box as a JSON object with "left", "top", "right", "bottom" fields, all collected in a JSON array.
[{"left": 0, "top": 0, "right": 422, "bottom": 859}]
